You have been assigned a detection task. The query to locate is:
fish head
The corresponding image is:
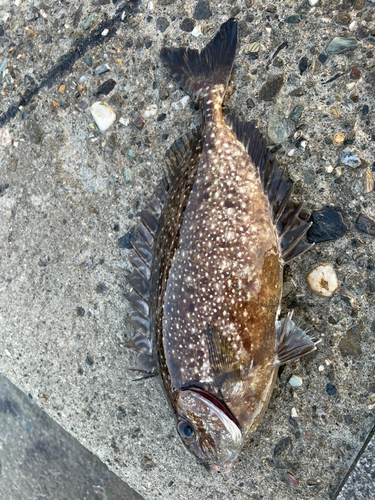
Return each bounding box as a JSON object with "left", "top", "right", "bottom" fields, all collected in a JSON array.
[{"left": 175, "top": 387, "right": 243, "bottom": 473}]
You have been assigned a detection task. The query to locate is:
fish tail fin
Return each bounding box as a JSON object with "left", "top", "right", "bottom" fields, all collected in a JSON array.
[{"left": 160, "top": 18, "right": 237, "bottom": 104}]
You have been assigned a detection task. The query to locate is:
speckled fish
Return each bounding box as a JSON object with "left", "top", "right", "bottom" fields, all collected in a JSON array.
[{"left": 123, "top": 19, "right": 318, "bottom": 473}]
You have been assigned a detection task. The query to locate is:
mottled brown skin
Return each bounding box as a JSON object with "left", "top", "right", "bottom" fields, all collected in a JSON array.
[{"left": 150, "top": 84, "right": 283, "bottom": 467}]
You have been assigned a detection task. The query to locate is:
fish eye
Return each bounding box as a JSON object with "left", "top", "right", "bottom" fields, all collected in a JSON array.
[{"left": 177, "top": 419, "right": 196, "bottom": 442}]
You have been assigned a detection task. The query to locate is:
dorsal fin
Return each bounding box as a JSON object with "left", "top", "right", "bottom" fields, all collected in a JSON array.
[
  {"left": 225, "top": 114, "right": 313, "bottom": 263},
  {"left": 123, "top": 126, "right": 204, "bottom": 376}
]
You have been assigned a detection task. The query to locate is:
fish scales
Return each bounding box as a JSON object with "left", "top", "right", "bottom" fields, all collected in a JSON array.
[{"left": 124, "top": 18, "right": 318, "bottom": 472}]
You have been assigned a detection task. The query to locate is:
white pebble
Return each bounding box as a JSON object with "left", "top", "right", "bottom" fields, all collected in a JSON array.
[
  {"left": 288, "top": 149, "right": 295, "bottom": 157},
  {"left": 119, "top": 117, "right": 130, "bottom": 126},
  {"left": 172, "top": 95, "right": 190, "bottom": 110},
  {"left": 191, "top": 26, "right": 202, "bottom": 37},
  {"left": 101, "top": 28, "right": 109, "bottom": 36},
  {"left": 349, "top": 21, "right": 357, "bottom": 32},
  {"left": 90, "top": 102, "right": 116, "bottom": 132},
  {"left": 291, "top": 407, "right": 298, "bottom": 418},
  {"left": 289, "top": 375, "right": 303, "bottom": 387},
  {"left": 325, "top": 165, "right": 333, "bottom": 173},
  {"left": 346, "top": 82, "right": 356, "bottom": 90},
  {"left": 0, "top": 127, "right": 11, "bottom": 147},
  {"left": 144, "top": 104, "right": 158, "bottom": 118},
  {"left": 306, "top": 264, "right": 339, "bottom": 297},
  {"left": 318, "top": 365, "right": 325, "bottom": 372},
  {"left": 308, "top": 0, "right": 319, "bottom": 4}
]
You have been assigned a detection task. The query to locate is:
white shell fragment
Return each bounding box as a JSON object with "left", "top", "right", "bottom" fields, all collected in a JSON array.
[
  {"left": 291, "top": 407, "right": 298, "bottom": 418},
  {"left": 289, "top": 375, "right": 303, "bottom": 387},
  {"left": 144, "top": 104, "right": 158, "bottom": 118},
  {"left": 341, "top": 147, "right": 362, "bottom": 168},
  {"left": 0, "top": 127, "right": 11, "bottom": 147},
  {"left": 306, "top": 264, "right": 339, "bottom": 297},
  {"left": 90, "top": 102, "right": 116, "bottom": 132}
]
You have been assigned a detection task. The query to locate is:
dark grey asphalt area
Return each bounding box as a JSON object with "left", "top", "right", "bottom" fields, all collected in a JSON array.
[{"left": 0, "top": 373, "right": 143, "bottom": 500}]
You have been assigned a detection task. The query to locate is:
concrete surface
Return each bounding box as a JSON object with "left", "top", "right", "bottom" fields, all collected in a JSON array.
[
  {"left": 0, "top": 372, "right": 143, "bottom": 500},
  {"left": 0, "top": 0, "right": 375, "bottom": 499}
]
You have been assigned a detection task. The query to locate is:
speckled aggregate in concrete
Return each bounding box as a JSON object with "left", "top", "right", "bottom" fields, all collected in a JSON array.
[{"left": 0, "top": 0, "right": 375, "bottom": 499}]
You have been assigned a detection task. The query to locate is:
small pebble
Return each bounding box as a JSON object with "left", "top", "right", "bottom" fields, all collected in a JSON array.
[
  {"left": 59, "top": 84, "right": 66, "bottom": 93},
  {"left": 191, "top": 25, "right": 202, "bottom": 37},
  {"left": 306, "top": 264, "right": 339, "bottom": 297},
  {"left": 318, "top": 365, "right": 324, "bottom": 372},
  {"left": 180, "top": 18, "right": 195, "bottom": 32},
  {"left": 193, "top": 0, "right": 212, "bottom": 20},
  {"left": 334, "top": 166, "right": 344, "bottom": 178},
  {"left": 144, "top": 105, "right": 158, "bottom": 118},
  {"left": 364, "top": 168, "right": 374, "bottom": 194},
  {"left": 341, "top": 147, "right": 363, "bottom": 168},
  {"left": 172, "top": 96, "right": 190, "bottom": 110},
  {"left": 291, "top": 408, "right": 298, "bottom": 418},
  {"left": 350, "top": 65, "right": 361, "bottom": 80},
  {"left": 326, "top": 37, "right": 358, "bottom": 54},
  {"left": 289, "top": 104, "right": 304, "bottom": 123},
  {"left": 246, "top": 97, "right": 255, "bottom": 109},
  {"left": 356, "top": 214, "right": 375, "bottom": 236},
  {"left": 124, "top": 169, "right": 133, "bottom": 183},
  {"left": 96, "top": 79, "right": 116, "bottom": 96},
  {"left": 101, "top": 28, "right": 109, "bottom": 36},
  {"left": 0, "top": 127, "right": 11, "bottom": 147},
  {"left": 259, "top": 74, "right": 285, "bottom": 101},
  {"left": 83, "top": 12, "right": 96, "bottom": 30},
  {"left": 287, "top": 149, "right": 294, "bottom": 157},
  {"left": 84, "top": 56, "right": 93, "bottom": 67},
  {"left": 289, "top": 375, "right": 303, "bottom": 387},
  {"left": 326, "top": 383, "right": 337, "bottom": 396},
  {"left": 333, "top": 133, "right": 345, "bottom": 146},
  {"left": 119, "top": 117, "right": 130, "bottom": 126},
  {"left": 156, "top": 17, "right": 170, "bottom": 32},
  {"left": 95, "top": 63, "right": 111, "bottom": 75},
  {"left": 133, "top": 116, "right": 145, "bottom": 129},
  {"left": 140, "top": 456, "right": 155, "bottom": 470},
  {"left": 325, "top": 165, "right": 333, "bottom": 173},
  {"left": 308, "top": 0, "right": 319, "bottom": 5},
  {"left": 90, "top": 102, "right": 116, "bottom": 132}
]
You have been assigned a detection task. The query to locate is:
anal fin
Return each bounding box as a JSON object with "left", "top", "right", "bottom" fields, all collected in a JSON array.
[{"left": 274, "top": 312, "right": 318, "bottom": 366}]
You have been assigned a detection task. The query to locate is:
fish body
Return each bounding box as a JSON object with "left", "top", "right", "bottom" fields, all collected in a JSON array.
[{"left": 125, "top": 19, "right": 317, "bottom": 472}]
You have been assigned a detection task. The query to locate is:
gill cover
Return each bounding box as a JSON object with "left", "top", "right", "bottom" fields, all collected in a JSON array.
[{"left": 176, "top": 388, "right": 242, "bottom": 472}]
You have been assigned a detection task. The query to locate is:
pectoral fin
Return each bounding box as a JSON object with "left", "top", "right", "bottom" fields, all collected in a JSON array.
[
  {"left": 274, "top": 312, "right": 319, "bottom": 365},
  {"left": 204, "top": 324, "right": 242, "bottom": 393}
]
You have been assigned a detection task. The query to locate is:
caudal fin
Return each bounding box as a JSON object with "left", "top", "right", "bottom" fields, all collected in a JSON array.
[{"left": 160, "top": 18, "right": 237, "bottom": 104}]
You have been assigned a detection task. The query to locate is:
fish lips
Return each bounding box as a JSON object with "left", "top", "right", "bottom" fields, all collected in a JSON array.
[{"left": 176, "top": 388, "right": 243, "bottom": 471}]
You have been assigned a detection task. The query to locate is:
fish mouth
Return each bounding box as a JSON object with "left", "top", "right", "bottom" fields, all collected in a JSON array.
[{"left": 181, "top": 386, "right": 241, "bottom": 430}]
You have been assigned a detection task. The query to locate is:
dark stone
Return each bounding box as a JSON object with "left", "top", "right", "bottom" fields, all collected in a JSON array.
[
  {"left": 368, "top": 280, "right": 375, "bottom": 294},
  {"left": 0, "top": 183, "right": 9, "bottom": 195},
  {"left": 334, "top": 13, "right": 351, "bottom": 25},
  {"left": 76, "top": 307, "right": 85, "bottom": 317},
  {"left": 355, "top": 214, "right": 375, "bottom": 236},
  {"left": 326, "top": 384, "right": 337, "bottom": 396},
  {"left": 158, "top": 86, "right": 169, "bottom": 100},
  {"left": 318, "top": 53, "right": 328, "bottom": 64},
  {"left": 133, "top": 116, "right": 145, "bottom": 129},
  {"left": 273, "top": 56, "right": 284, "bottom": 68},
  {"left": 0, "top": 25, "right": 4, "bottom": 37},
  {"left": 246, "top": 97, "right": 255, "bottom": 108},
  {"left": 284, "top": 15, "right": 300, "bottom": 24},
  {"left": 118, "top": 230, "right": 135, "bottom": 249},
  {"left": 289, "top": 87, "right": 305, "bottom": 96},
  {"left": 363, "top": 104, "right": 369, "bottom": 115},
  {"left": 289, "top": 104, "right": 304, "bottom": 123},
  {"left": 371, "top": 320, "right": 375, "bottom": 333},
  {"left": 193, "top": 1, "right": 212, "bottom": 20},
  {"left": 266, "top": 4, "right": 277, "bottom": 13},
  {"left": 157, "top": 113, "right": 167, "bottom": 122},
  {"left": 156, "top": 17, "right": 170, "bottom": 33},
  {"left": 96, "top": 283, "right": 108, "bottom": 295},
  {"left": 96, "top": 79, "right": 116, "bottom": 96},
  {"left": 273, "top": 436, "right": 292, "bottom": 459},
  {"left": 144, "top": 36, "right": 153, "bottom": 49},
  {"left": 259, "top": 74, "right": 285, "bottom": 101},
  {"left": 299, "top": 56, "right": 308, "bottom": 75},
  {"left": 85, "top": 356, "right": 94, "bottom": 366},
  {"left": 307, "top": 207, "right": 347, "bottom": 243},
  {"left": 159, "top": 0, "right": 176, "bottom": 4},
  {"left": 180, "top": 18, "right": 195, "bottom": 32},
  {"left": 125, "top": 38, "right": 133, "bottom": 48},
  {"left": 339, "top": 323, "right": 364, "bottom": 358}
]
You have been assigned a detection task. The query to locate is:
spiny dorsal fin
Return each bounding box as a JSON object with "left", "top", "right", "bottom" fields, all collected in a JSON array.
[
  {"left": 204, "top": 324, "right": 242, "bottom": 395},
  {"left": 274, "top": 312, "right": 318, "bottom": 366},
  {"left": 224, "top": 114, "right": 313, "bottom": 263}
]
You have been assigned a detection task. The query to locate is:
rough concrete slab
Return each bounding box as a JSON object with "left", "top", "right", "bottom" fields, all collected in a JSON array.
[
  {"left": 0, "top": 372, "right": 143, "bottom": 500},
  {"left": 1, "top": 1, "right": 375, "bottom": 499},
  {"left": 336, "top": 426, "right": 375, "bottom": 500}
]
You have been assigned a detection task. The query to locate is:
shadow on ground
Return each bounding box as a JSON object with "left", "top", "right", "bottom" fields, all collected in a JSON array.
[{"left": 0, "top": 373, "right": 143, "bottom": 500}]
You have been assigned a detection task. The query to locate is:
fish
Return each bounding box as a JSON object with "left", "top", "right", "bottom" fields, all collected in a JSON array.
[{"left": 123, "top": 18, "right": 318, "bottom": 473}]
